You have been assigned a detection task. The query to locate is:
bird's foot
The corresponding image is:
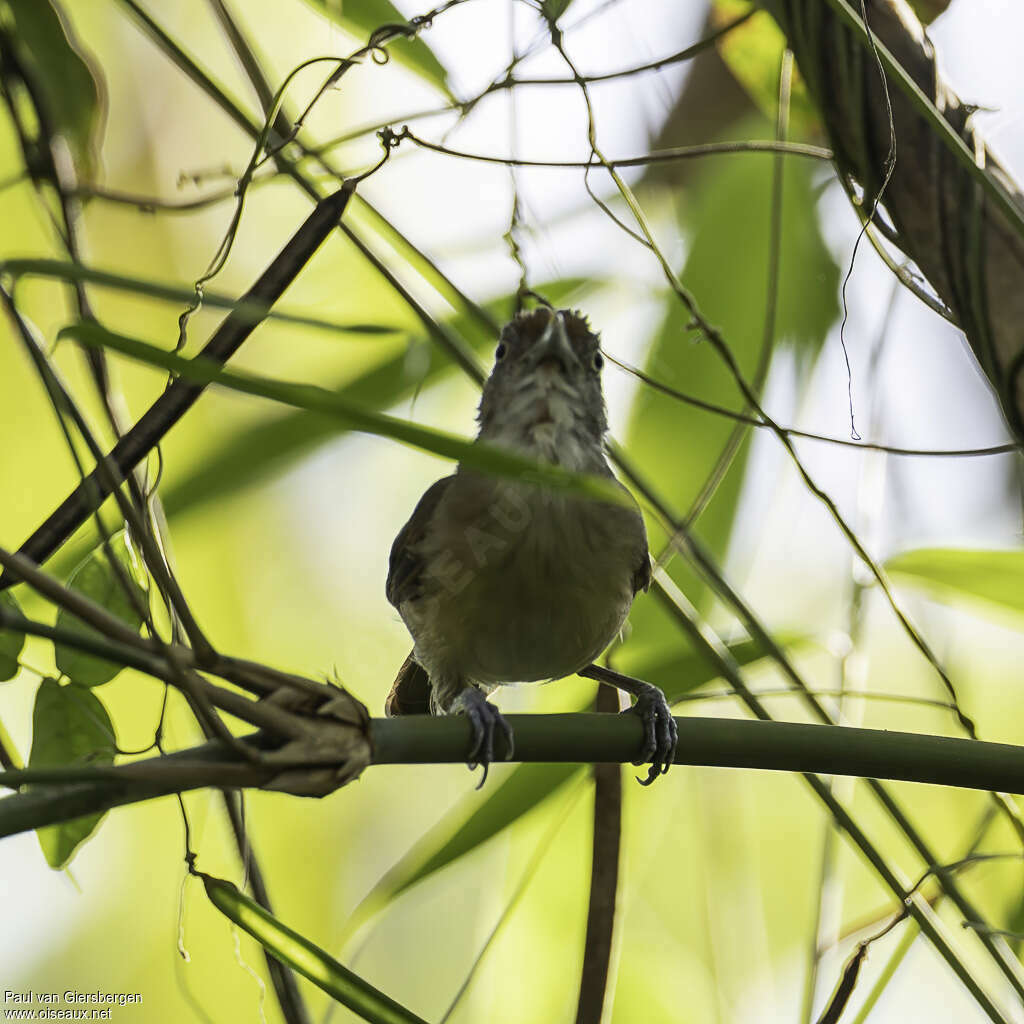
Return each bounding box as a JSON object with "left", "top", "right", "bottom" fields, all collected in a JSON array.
[
  {"left": 452, "top": 687, "right": 514, "bottom": 789},
  {"left": 624, "top": 682, "right": 677, "bottom": 785}
]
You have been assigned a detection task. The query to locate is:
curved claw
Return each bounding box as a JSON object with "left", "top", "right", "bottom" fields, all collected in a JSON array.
[
  {"left": 454, "top": 688, "right": 514, "bottom": 789},
  {"left": 625, "top": 684, "right": 677, "bottom": 786}
]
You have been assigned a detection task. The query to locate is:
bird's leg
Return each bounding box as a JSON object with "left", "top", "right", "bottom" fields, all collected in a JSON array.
[
  {"left": 449, "top": 686, "right": 515, "bottom": 788},
  {"left": 580, "top": 664, "right": 677, "bottom": 785}
]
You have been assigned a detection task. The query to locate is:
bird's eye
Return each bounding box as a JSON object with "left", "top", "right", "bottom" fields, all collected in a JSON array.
[
  {"left": 593, "top": 352, "right": 604, "bottom": 370},
  {"left": 495, "top": 343, "right": 507, "bottom": 361}
]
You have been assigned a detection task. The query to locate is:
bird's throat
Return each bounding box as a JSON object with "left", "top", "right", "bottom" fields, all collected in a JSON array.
[{"left": 478, "top": 380, "right": 604, "bottom": 471}]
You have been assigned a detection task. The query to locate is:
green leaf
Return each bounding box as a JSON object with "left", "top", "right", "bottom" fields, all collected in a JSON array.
[
  {"left": 711, "top": 1, "right": 820, "bottom": 138},
  {"left": 904, "top": 0, "right": 952, "bottom": 26},
  {"left": 300, "top": 0, "right": 453, "bottom": 100},
  {"left": 55, "top": 535, "right": 147, "bottom": 687},
  {"left": 62, "top": 311, "right": 632, "bottom": 509},
  {"left": 541, "top": 0, "right": 574, "bottom": 21},
  {"left": 29, "top": 677, "right": 116, "bottom": 868},
  {"left": 201, "top": 872, "right": 430, "bottom": 1024},
  {"left": 885, "top": 547, "right": 1024, "bottom": 619},
  {"left": 0, "top": 592, "right": 26, "bottom": 681},
  {"left": 342, "top": 763, "right": 580, "bottom": 944},
  {"left": 0, "top": 258, "right": 401, "bottom": 336},
  {"left": 162, "top": 278, "right": 586, "bottom": 519},
  {"left": 5, "top": 0, "right": 105, "bottom": 180}
]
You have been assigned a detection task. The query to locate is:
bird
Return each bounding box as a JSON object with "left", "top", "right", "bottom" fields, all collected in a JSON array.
[{"left": 385, "top": 306, "right": 677, "bottom": 784}]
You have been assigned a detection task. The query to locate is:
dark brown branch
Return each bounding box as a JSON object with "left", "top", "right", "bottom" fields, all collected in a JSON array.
[{"left": 575, "top": 685, "right": 622, "bottom": 1024}]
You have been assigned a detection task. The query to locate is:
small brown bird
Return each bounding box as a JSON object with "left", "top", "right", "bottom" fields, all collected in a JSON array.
[{"left": 385, "top": 307, "right": 676, "bottom": 782}]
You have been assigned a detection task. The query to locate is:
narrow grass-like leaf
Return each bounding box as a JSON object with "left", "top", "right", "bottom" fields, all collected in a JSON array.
[
  {"left": 62, "top": 322, "right": 630, "bottom": 507},
  {"left": 885, "top": 548, "right": 1024, "bottom": 619},
  {"left": 0, "top": 258, "right": 399, "bottom": 337},
  {"left": 0, "top": 593, "right": 26, "bottom": 681},
  {"left": 29, "top": 678, "right": 116, "bottom": 868},
  {"left": 342, "top": 763, "right": 579, "bottom": 945},
  {"left": 300, "top": 0, "right": 452, "bottom": 100},
  {"left": 6, "top": 0, "right": 105, "bottom": 179},
  {"left": 200, "top": 872, "right": 429, "bottom": 1024},
  {"left": 55, "top": 536, "right": 147, "bottom": 687},
  {"left": 163, "top": 277, "right": 586, "bottom": 518}
]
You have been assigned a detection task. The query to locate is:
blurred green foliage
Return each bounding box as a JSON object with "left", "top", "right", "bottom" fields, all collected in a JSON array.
[
  {"left": 4, "top": 0, "right": 104, "bottom": 178},
  {"left": 886, "top": 547, "right": 1024, "bottom": 619},
  {"left": 299, "top": 0, "right": 454, "bottom": 100}
]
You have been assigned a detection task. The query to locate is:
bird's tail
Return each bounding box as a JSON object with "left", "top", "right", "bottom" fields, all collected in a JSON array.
[{"left": 385, "top": 652, "right": 431, "bottom": 716}]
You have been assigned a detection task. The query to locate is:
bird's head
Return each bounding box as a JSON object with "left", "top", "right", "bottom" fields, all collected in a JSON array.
[{"left": 476, "top": 308, "right": 608, "bottom": 456}]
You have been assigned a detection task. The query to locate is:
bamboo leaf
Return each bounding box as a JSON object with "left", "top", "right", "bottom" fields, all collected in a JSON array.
[
  {"left": 300, "top": 0, "right": 453, "bottom": 100},
  {"left": 885, "top": 547, "right": 1024, "bottom": 619},
  {"left": 5, "top": 0, "right": 105, "bottom": 180},
  {"left": 200, "top": 872, "right": 430, "bottom": 1024},
  {"left": 0, "top": 593, "right": 26, "bottom": 681},
  {"left": 342, "top": 763, "right": 579, "bottom": 944},
  {"left": 60, "top": 321, "right": 630, "bottom": 507},
  {"left": 29, "top": 678, "right": 116, "bottom": 868},
  {"left": 162, "top": 278, "right": 587, "bottom": 519},
  {"left": 0, "top": 258, "right": 400, "bottom": 337},
  {"left": 55, "top": 535, "right": 147, "bottom": 687}
]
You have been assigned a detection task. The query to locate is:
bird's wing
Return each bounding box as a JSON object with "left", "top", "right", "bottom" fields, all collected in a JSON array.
[
  {"left": 386, "top": 475, "right": 455, "bottom": 609},
  {"left": 632, "top": 544, "right": 652, "bottom": 595},
  {"left": 607, "top": 476, "right": 651, "bottom": 596}
]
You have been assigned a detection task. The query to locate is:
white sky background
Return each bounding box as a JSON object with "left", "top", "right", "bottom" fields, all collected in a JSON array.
[{"left": 3, "top": 0, "right": 1024, "bottom": 1020}]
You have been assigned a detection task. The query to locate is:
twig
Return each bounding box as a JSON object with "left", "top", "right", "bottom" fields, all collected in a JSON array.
[
  {"left": 605, "top": 354, "right": 1019, "bottom": 458},
  {"left": 394, "top": 127, "right": 832, "bottom": 168}
]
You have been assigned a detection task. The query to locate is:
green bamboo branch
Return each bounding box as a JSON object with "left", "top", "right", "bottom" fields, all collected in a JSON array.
[{"left": 8, "top": 715, "right": 1024, "bottom": 836}]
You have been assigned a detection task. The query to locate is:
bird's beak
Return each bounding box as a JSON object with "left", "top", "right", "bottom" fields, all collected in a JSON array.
[{"left": 528, "top": 312, "right": 580, "bottom": 374}]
